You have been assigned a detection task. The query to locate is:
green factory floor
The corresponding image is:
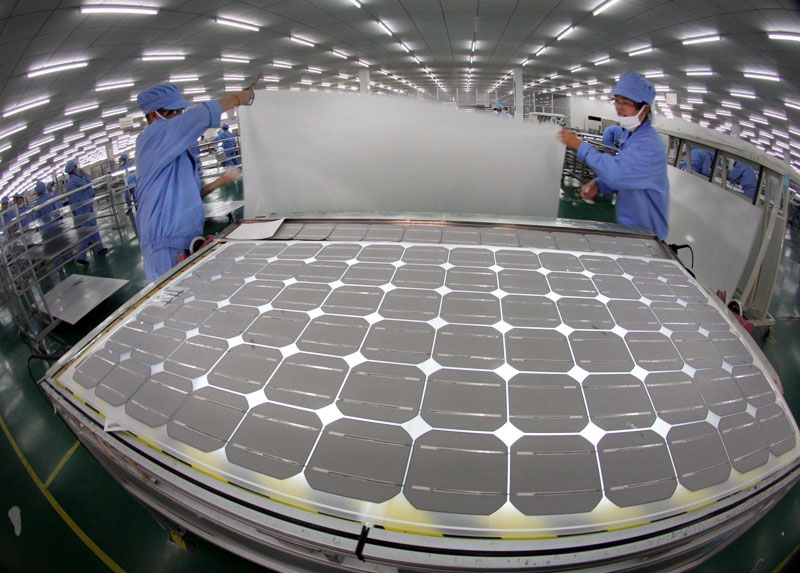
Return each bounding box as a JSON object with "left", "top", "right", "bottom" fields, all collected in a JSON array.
[{"left": 0, "top": 185, "right": 798, "bottom": 572}]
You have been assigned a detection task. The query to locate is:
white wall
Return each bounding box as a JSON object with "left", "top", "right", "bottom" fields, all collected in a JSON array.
[{"left": 566, "top": 96, "right": 616, "bottom": 130}]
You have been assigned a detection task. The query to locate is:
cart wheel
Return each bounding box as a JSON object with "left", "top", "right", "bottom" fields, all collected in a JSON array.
[{"left": 727, "top": 299, "right": 742, "bottom": 315}]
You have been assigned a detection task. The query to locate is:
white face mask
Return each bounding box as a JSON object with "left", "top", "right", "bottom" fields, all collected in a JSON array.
[{"left": 616, "top": 107, "right": 646, "bottom": 131}]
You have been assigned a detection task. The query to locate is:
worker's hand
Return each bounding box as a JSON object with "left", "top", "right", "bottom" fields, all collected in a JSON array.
[
  {"left": 580, "top": 180, "right": 599, "bottom": 201},
  {"left": 237, "top": 87, "right": 255, "bottom": 106},
  {"left": 557, "top": 129, "right": 582, "bottom": 150},
  {"left": 221, "top": 167, "right": 243, "bottom": 185}
]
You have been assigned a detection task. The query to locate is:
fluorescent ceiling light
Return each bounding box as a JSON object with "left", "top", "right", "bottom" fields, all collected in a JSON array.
[
  {"left": 682, "top": 35, "right": 721, "bottom": 45},
  {"left": 785, "top": 101, "right": 800, "bottom": 111},
  {"left": 168, "top": 75, "right": 197, "bottom": 83},
  {"left": 141, "top": 54, "right": 184, "bottom": 61},
  {"left": 654, "top": 85, "right": 670, "bottom": 91},
  {"left": 593, "top": 0, "right": 622, "bottom": 16},
  {"left": 101, "top": 107, "right": 128, "bottom": 118},
  {"left": 63, "top": 133, "right": 84, "bottom": 143},
  {"left": 65, "top": 102, "right": 99, "bottom": 115},
  {"left": 224, "top": 85, "right": 242, "bottom": 92},
  {"left": 28, "top": 60, "right": 88, "bottom": 78},
  {"left": 703, "top": 113, "right": 717, "bottom": 119},
  {"left": 628, "top": 46, "right": 652, "bottom": 56},
  {"left": 300, "top": 79, "right": 312, "bottom": 85},
  {"left": 377, "top": 21, "right": 392, "bottom": 35},
  {"left": 744, "top": 72, "right": 780, "bottom": 81},
  {"left": 764, "top": 110, "right": 787, "bottom": 121},
  {"left": 220, "top": 56, "right": 250, "bottom": 63},
  {"left": 534, "top": 46, "right": 547, "bottom": 57},
  {"left": 3, "top": 97, "right": 50, "bottom": 118},
  {"left": 687, "top": 87, "right": 707, "bottom": 93},
  {"left": 768, "top": 33, "right": 800, "bottom": 42},
  {"left": 28, "top": 135, "right": 54, "bottom": 149},
  {"left": 80, "top": 6, "right": 157, "bottom": 15},
  {"left": 471, "top": 40, "right": 476, "bottom": 52},
  {"left": 215, "top": 17, "right": 260, "bottom": 32},
  {"left": 716, "top": 109, "right": 732, "bottom": 116},
  {"left": 223, "top": 74, "right": 244, "bottom": 81},
  {"left": 687, "top": 98, "right": 704, "bottom": 104},
  {"left": 729, "top": 90, "right": 756, "bottom": 99},
  {"left": 262, "top": 76, "right": 280, "bottom": 82},
  {"left": 750, "top": 116, "right": 769, "bottom": 124},
  {"left": 350, "top": 1, "right": 362, "bottom": 7},
  {"left": 685, "top": 69, "right": 713, "bottom": 76},
  {"left": 272, "top": 61, "right": 292, "bottom": 68},
  {"left": 43, "top": 120, "right": 73, "bottom": 134},
  {"left": 290, "top": 35, "right": 315, "bottom": 47},
  {"left": 331, "top": 50, "right": 349, "bottom": 59},
  {"left": 358, "top": 60, "right": 370, "bottom": 67},
  {"left": 307, "top": 67, "right": 322, "bottom": 73},
  {"left": 79, "top": 121, "right": 103, "bottom": 131},
  {"left": 569, "top": 65, "right": 583, "bottom": 73},
  {"left": 721, "top": 101, "right": 742, "bottom": 109},
  {"left": 644, "top": 71, "right": 663, "bottom": 78},
  {"left": 95, "top": 80, "right": 134, "bottom": 91},
  {"left": 557, "top": 26, "right": 574, "bottom": 41},
  {"left": 739, "top": 120, "right": 755, "bottom": 128},
  {"left": 593, "top": 56, "right": 610, "bottom": 65},
  {"left": 193, "top": 95, "right": 211, "bottom": 102}
]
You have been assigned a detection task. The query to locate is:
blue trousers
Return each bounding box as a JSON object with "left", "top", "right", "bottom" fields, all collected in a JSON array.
[{"left": 143, "top": 246, "right": 186, "bottom": 283}]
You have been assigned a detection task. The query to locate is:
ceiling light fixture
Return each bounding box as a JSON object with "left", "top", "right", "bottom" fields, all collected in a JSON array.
[
  {"left": 262, "top": 76, "right": 280, "bottom": 82},
  {"left": 3, "top": 97, "right": 50, "bottom": 118},
  {"left": 272, "top": 61, "right": 293, "bottom": 68},
  {"left": 593, "top": 0, "right": 622, "bottom": 16},
  {"left": 729, "top": 90, "right": 756, "bottom": 99},
  {"left": 101, "top": 107, "right": 128, "bottom": 118},
  {"left": 687, "top": 87, "right": 707, "bottom": 93},
  {"left": 721, "top": 100, "right": 742, "bottom": 109},
  {"left": 28, "top": 136, "right": 54, "bottom": 149},
  {"left": 744, "top": 72, "right": 780, "bottom": 81},
  {"left": 28, "top": 60, "right": 88, "bottom": 78},
  {"left": 182, "top": 87, "right": 206, "bottom": 94},
  {"left": 43, "top": 120, "right": 73, "bottom": 134},
  {"left": 220, "top": 56, "right": 250, "bottom": 63},
  {"left": 593, "top": 56, "right": 610, "bottom": 65},
  {"left": 644, "top": 71, "right": 663, "bottom": 78},
  {"left": 141, "top": 54, "right": 185, "bottom": 61},
  {"left": 224, "top": 85, "right": 242, "bottom": 92},
  {"left": 223, "top": 74, "right": 245, "bottom": 81},
  {"left": 534, "top": 45, "right": 547, "bottom": 57},
  {"left": 290, "top": 35, "right": 315, "bottom": 47},
  {"left": 168, "top": 76, "right": 197, "bottom": 83},
  {"left": 95, "top": 80, "right": 134, "bottom": 91},
  {"left": 307, "top": 67, "right": 322, "bottom": 73},
  {"left": 569, "top": 65, "right": 583, "bottom": 73},
  {"left": 350, "top": 1, "right": 362, "bottom": 7},
  {"left": 764, "top": 110, "right": 788, "bottom": 121},
  {"left": 80, "top": 5, "right": 157, "bottom": 15},
  {"left": 750, "top": 116, "right": 769, "bottom": 125},
  {"left": 215, "top": 17, "right": 260, "bottom": 32},
  {"left": 768, "top": 32, "right": 800, "bottom": 42},
  {"left": 331, "top": 50, "right": 349, "bottom": 59},
  {"left": 628, "top": 46, "right": 652, "bottom": 56},
  {"left": 557, "top": 26, "right": 574, "bottom": 41},
  {"left": 682, "top": 34, "right": 721, "bottom": 45},
  {"left": 377, "top": 21, "right": 392, "bottom": 35}
]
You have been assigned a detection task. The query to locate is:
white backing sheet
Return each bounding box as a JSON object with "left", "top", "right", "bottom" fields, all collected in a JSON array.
[
  {"left": 240, "top": 92, "right": 564, "bottom": 218},
  {"left": 666, "top": 166, "right": 762, "bottom": 297}
]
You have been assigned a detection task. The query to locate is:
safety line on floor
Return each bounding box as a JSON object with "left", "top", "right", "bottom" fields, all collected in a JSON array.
[
  {"left": 44, "top": 440, "right": 81, "bottom": 488},
  {"left": 773, "top": 542, "right": 800, "bottom": 572},
  {"left": 0, "top": 415, "right": 124, "bottom": 572}
]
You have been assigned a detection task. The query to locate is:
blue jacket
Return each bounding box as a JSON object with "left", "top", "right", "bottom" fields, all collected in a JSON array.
[
  {"left": 680, "top": 147, "right": 713, "bottom": 177},
  {"left": 213, "top": 130, "right": 237, "bottom": 150},
  {"left": 134, "top": 101, "right": 222, "bottom": 256},
  {"left": 66, "top": 171, "right": 95, "bottom": 216},
  {"left": 727, "top": 162, "right": 758, "bottom": 200},
  {"left": 577, "top": 118, "right": 670, "bottom": 240},
  {"left": 35, "top": 192, "right": 63, "bottom": 224},
  {"left": 120, "top": 160, "right": 137, "bottom": 190},
  {"left": 602, "top": 125, "right": 623, "bottom": 147}
]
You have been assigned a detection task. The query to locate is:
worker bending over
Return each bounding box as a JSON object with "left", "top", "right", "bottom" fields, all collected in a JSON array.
[
  {"left": 727, "top": 161, "right": 758, "bottom": 200},
  {"left": 134, "top": 83, "right": 254, "bottom": 283},
  {"left": 558, "top": 73, "right": 669, "bottom": 240},
  {"left": 680, "top": 146, "right": 714, "bottom": 177},
  {"left": 214, "top": 123, "right": 240, "bottom": 166},
  {"left": 65, "top": 161, "right": 107, "bottom": 265}
]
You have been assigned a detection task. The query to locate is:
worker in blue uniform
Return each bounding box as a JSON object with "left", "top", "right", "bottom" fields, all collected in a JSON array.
[
  {"left": 679, "top": 146, "right": 714, "bottom": 177},
  {"left": 118, "top": 153, "right": 137, "bottom": 213},
  {"left": 213, "top": 124, "right": 240, "bottom": 166},
  {"left": 65, "top": 161, "right": 107, "bottom": 265},
  {"left": 602, "top": 125, "right": 623, "bottom": 148},
  {"left": 727, "top": 161, "right": 758, "bottom": 200},
  {"left": 34, "top": 180, "right": 63, "bottom": 223},
  {"left": 1, "top": 196, "right": 15, "bottom": 235},
  {"left": 558, "top": 73, "right": 669, "bottom": 240},
  {"left": 134, "top": 83, "right": 254, "bottom": 282},
  {"left": 12, "top": 194, "right": 36, "bottom": 229}
]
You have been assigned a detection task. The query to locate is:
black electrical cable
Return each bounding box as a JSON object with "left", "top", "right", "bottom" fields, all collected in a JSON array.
[
  {"left": 669, "top": 243, "right": 695, "bottom": 273},
  {"left": 27, "top": 354, "right": 63, "bottom": 401}
]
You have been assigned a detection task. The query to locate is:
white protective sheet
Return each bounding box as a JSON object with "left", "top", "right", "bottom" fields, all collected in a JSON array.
[
  {"left": 666, "top": 165, "right": 762, "bottom": 297},
  {"left": 240, "top": 92, "right": 564, "bottom": 219}
]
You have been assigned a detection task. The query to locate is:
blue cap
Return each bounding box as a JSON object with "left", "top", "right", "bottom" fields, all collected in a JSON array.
[
  {"left": 65, "top": 160, "right": 77, "bottom": 174},
  {"left": 492, "top": 104, "right": 502, "bottom": 110},
  {"left": 47, "top": 181, "right": 54, "bottom": 190},
  {"left": 611, "top": 72, "right": 656, "bottom": 106},
  {"left": 0, "top": 196, "right": 8, "bottom": 203},
  {"left": 136, "top": 83, "right": 191, "bottom": 114},
  {"left": 222, "top": 123, "right": 229, "bottom": 129},
  {"left": 12, "top": 194, "right": 23, "bottom": 200},
  {"left": 120, "top": 153, "right": 128, "bottom": 161},
  {"left": 35, "top": 181, "right": 46, "bottom": 193}
]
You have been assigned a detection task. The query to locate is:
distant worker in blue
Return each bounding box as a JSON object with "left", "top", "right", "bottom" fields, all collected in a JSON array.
[
  {"left": 557, "top": 72, "right": 669, "bottom": 240},
  {"left": 118, "top": 153, "right": 137, "bottom": 213},
  {"left": 65, "top": 161, "right": 108, "bottom": 265},
  {"left": 134, "top": 83, "right": 253, "bottom": 282},
  {"left": 13, "top": 194, "right": 36, "bottom": 229},
  {"left": 492, "top": 103, "right": 503, "bottom": 116},
  {"left": 1, "top": 197, "right": 14, "bottom": 235},
  {"left": 214, "top": 123, "right": 240, "bottom": 166},
  {"left": 727, "top": 161, "right": 758, "bottom": 200},
  {"left": 679, "top": 146, "right": 714, "bottom": 177},
  {"left": 602, "top": 125, "right": 623, "bottom": 148},
  {"left": 501, "top": 106, "right": 511, "bottom": 119}
]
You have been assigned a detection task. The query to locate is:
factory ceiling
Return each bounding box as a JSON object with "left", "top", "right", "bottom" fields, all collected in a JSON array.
[{"left": 1, "top": 0, "right": 799, "bottom": 197}]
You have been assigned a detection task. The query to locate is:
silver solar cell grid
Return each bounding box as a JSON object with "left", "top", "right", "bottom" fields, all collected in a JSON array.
[{"left": 60, "top": 222, "right": 799, "bottom": 538}]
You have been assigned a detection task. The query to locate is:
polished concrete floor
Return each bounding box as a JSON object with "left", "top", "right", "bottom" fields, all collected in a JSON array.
[{"left": 0, "top": 186, "right": 797, "bottom": 571}]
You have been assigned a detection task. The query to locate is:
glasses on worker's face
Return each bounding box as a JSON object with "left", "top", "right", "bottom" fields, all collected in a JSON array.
[{"left": 612, "top": 96, "right": 638, "bottom": 109}]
